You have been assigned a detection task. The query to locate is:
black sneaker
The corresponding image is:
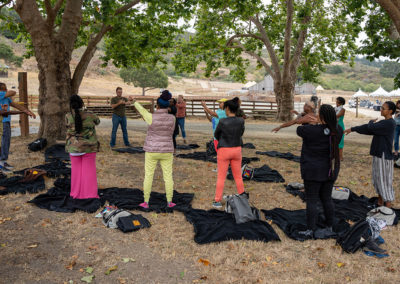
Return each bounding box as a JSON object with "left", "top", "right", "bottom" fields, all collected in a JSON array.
[
  {"left": 363, "top": 239, "right": 387, "bottom": 254},
  {"left": 0, "top": 165, "right": 12, "bottom": 173},
  {"left": 3, "top": 162, "right": 13, "bottom": 169}
]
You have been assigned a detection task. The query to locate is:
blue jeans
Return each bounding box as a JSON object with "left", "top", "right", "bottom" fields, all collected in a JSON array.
[
  {"left": 176, "top": 117, "right": 186, "bottom": 138},
  {"left": 1, "top": 122, "right": 11, "bottom": 161},
  {"left": 110, "top": 114, "right": 130, "bottom": 147},
  {"left": 394, "top": 125, "right": 400, "bottom": 152}
]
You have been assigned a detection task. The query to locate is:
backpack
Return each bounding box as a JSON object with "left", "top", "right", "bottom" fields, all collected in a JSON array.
[
  {"left": 117, "top": 214, "right": 151, "bottom": 233},
  {"left": 367, "top": 206, "right": 397, "bottom": 226},
  {"left": 102, "top": 208, "right": 132, "bottom": 229},
  {"left": 331, "top": 186, "right": 351, "bottom": 200},
  {"left": 206, "top": 140, "right": 216, "bottom": 156},
  {"left": 224, "top": 193, "right": 259, "bottom": 224},
  {"left": 241, "top": 164, "right": 254, "bottom": 180},
  {"left": 336, "top": 220, "right": 371, "bottom": 253},
  {"left": 28, "top": 138, "right": 47, "bottom": 152}
]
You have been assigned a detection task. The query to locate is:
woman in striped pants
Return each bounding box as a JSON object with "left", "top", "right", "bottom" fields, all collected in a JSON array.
[{"left": 344, "top": 101, "right": 397, "bottom": 208}]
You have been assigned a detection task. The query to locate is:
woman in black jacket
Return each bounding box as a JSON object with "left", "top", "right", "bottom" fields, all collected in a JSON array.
[
  {"left": 297, "top": 104, "right": 343, "bottom": 238},
  {"left": 213, "top": 97, "right": 245, "bottom": 208}
]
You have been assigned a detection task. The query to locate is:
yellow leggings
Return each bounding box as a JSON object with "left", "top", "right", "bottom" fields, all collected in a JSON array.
[{"left": 143, "top": 152, "right": 174, "bottom": 203}]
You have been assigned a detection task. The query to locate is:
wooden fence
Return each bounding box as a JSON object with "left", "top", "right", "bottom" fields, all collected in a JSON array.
[{"left": 26, "top": 95, "right": 278, "bottom": 119}]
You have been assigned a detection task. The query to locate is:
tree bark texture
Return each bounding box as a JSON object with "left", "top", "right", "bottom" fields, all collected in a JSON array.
[{"left": 376, "top": 0, "right": 400, "bottom": 36}]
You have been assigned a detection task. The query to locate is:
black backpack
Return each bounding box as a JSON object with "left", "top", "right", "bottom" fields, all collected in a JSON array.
[
  {"left": 336, "top": 220, "right": 371, "bottom": 253},
  {"left": 116, "top": 214, "right": 151, "bottom": 233},
  {"left": 206, "top": 139, "right": 216, "bottom": 157},
  {"left": 28, "top": 138, "right": 47, "bottom": 152}
]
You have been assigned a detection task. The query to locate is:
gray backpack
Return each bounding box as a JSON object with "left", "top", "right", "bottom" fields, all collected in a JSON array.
[
  {"left": 331, "top": 186, "right": 350, "bottom": 200},
  {"left": 102, "top": 209, "right": 132, "bottom": 229},
  {"left": 367, "top": 206, "right": 396, "bottom": 226},
  {"left": 224, "top": 194, "right": 259, "bottom": 224}
]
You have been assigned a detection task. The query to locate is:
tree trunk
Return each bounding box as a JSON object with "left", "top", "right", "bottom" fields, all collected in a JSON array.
[
  {"left": 275, "top": 81, "right": 294, "bottom": 121},
  {"left": 142, "top": 88, "right": 145, "bottom": 96},
  {"left": 37, "top": 50, "right": 72, "bottom": 144}
]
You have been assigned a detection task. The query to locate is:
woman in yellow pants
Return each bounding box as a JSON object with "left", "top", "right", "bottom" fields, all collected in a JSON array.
[{"left": 131, "top": 90, "right": 176, "bottom": 208}]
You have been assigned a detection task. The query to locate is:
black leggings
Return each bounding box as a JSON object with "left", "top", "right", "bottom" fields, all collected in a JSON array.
[
  {"left": 173, "top": 134, "right": 177, "bottom": 149},
  {"left": 304, "top": 180, "right": 334, "bottom": 231}
]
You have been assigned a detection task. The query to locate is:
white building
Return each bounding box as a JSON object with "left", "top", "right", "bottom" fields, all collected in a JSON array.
[{"left": 248, "top": 75, "right": 316, "bottom": 95}]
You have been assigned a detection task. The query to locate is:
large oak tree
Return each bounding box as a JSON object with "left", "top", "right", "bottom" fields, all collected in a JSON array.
[
  {"left": 173, "top": 0, "right": 361, "bottom": 121},
  {"left": 0, "top": 0, "right": 193, "bottom": 143}
]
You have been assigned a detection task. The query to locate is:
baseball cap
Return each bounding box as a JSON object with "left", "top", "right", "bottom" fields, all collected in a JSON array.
[{"left": 217, "top": 98, "right": 228, "bottom": 103}]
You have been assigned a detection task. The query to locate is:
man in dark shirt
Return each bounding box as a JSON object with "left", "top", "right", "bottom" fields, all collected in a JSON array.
[{"left": 110, "top": 87, "right": 133, "bottom": 147}]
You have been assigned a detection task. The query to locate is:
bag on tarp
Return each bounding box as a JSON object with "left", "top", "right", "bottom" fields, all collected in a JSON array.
[
  {"left": 331, "top": 186, "right": 351, "bottom": 200},
  {"left": 28, "top": 138, "right": 47, "bottom": 152},
  {"left": 224, "top": 193, "right": 258, "bottom": 224},
  {"left": 337, "top": 219, "right": 370, "bottom": 253},
  {"left": 102, "top": 208, "right": 132, "bottom": 229},
  {"left": 367, "top": 206, "right": 397, "bottom": 226},
  {"left": 241, "top": 164, "right": 254, "bottom": 180},
  {"left": 117, "top": 214, "right": 151, "bottom": 233}
]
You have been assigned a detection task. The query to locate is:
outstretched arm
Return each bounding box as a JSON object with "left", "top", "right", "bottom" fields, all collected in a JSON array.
[
  {"left": 201, "top": 101, "right": 218, "bottom": 117},
  {"left": 133, "top": 101, "right": 152, "bottom": 125},
  {"left": 10, "top": 102, "right": 36, "bottom": 118},
  {"left": 272, "top": 119, "right": 298, "bottom": 133}
]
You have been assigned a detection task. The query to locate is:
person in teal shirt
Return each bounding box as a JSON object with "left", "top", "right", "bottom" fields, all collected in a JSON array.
[
  {"left": 335, "top": 97, "right": 346, "bottom": 161},
  {"left": 201, "top": 98, "right": 228, "bottom": 151}
]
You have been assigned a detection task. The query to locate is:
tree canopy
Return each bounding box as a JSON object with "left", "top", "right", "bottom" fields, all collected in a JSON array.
[{"left": 120, "top": 66, "right": 168, "bottom": 95}]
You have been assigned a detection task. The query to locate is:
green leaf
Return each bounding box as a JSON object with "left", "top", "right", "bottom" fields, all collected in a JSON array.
[
  {"left": 85, "top": 267, "right": 94, "bottom": 274},
  {"left": 81, "top": 275, "right": 94, "bottom": 283},
  {"left": 122, "top": 258, "right": 135, "bottom": 263},
  {"left": 180, "top": 271, "right": 185, "bottom": 279},
  {"left": 105, "top": 265, "right": 118, "bottom": 275}
]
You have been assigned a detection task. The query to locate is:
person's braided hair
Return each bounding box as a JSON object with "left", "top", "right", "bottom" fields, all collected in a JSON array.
[
  {"left": 70, "top": 95, "right": 84, "bottom": 134},
  {"left": 319, "top": 104, "right": 340, "bottom": 180}
]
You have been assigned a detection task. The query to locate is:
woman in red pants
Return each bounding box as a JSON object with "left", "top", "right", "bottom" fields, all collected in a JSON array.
[{"left": 213, "top": 97, "right": 245, "bottom": 208}]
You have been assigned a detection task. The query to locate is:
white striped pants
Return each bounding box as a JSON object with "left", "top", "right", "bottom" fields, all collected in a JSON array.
[{"left": 372, "top": 153, "right": 395, "bottom": 202}]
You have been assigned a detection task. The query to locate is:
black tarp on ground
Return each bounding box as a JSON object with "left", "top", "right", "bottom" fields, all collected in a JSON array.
[
  {"left": 45, "top": 144, "right": 70, "bottom": 162},
  {"left": 184, "top": 208, "right": 280, "bottom": 244},
  {"left": 0, "top": 175, "right": 45, "bottom": 195},
  {"left": 176, "top": 144, "right": 200, "bottom": 150},
  {"left": 28, "top": 178, "right": 103, "bottom": 213},
  {"left": 112, "top": 147, "right": 145, "bottom": 154},
  {"left": 262, "top": 208, "right": 350, "bottom": 241},
  {"left": 176, "top": 152, "right": 260, "bottom": 164},
  {"left": 228, "top": 164, "right": 285, "bottom": 183},
  {"left": 99, "top": 187, "right": 194, "bottom": 213},
  {"left": 285, "top": 184, "right": 400, "bottom": 223},
  {"left": 14, "top": 161, "right": 71, "bottom": 178},
  {"left": 243, "top": 143, "right": 256, "bottom": 149},
  {"left": 256, "top": 151, "right": 300, "bottom": 163}
]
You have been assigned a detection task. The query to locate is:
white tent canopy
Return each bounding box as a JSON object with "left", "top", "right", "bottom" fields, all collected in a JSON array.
[
  {"left": 243, "top": 81, "right": 257, "bottom": 89},
  {"left": 352, "top": 88, "right": 368, "bottom": 98},
  {"left": 316, "top": 85, "right": 324, "bottom": 91},
  {"left": 369, "top": 85, "right": 390, "bottom": 97},
  {"left": 389, "top": 88, "right": 400, "bottom": 97}
]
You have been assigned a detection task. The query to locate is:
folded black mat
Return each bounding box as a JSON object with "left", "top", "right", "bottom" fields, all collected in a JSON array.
[
  {"left": 243, "top": 143, "right": 256, "bottom": 149},
  {"left": 176, "top": 144, "right": 200, "bottom": 150},
  {"left": 14, "top": 161, "right": 71, "bottom": 178},
  {"left": 112, "top": 147, "right": 145, "bottom": 154},
  {"left": 227, "top": 164, "right": 285, "bottom": 183},
  {"left": 0, "top": 175, "right": 45, "bottom": 195},
  {"left": 184, "top": 208, "right": 280, "bottom": 244},
  {"left": 45, "top": 144, "right": 70, "bottom": 162},
  {"left": 256, "top": 151, "right": 300, "bottom": 163},
  {"left": 176, "top": 152, "right": 259, "bottom": 165},
  {"left": 262, "top": 208, "right": 350, "bottom": 241},
  {"left": 100, "top": 187, "right": 194, "bottom": 213}
]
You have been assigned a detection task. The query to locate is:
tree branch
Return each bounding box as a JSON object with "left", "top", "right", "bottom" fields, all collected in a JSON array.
[
  {"left": 53, "top": 0, "right": 64, "bottom": 14},
  {"left": 226, "top": 33, "right": 265, "bottom": 46},
  {"left": 282, "top": 0, "right": 294, "bottom": 80},
  {"left": 228, "top": 39, "right": 274, "bottom": 79},
  {"left": 71, "top": 24, "right": 112, "bottom": 93},
  {"left": 0, "top": 0, "right": 12, "bottom": 11},
  {"left": 376, "top": 0, "right": 400, "bottom": 35},
  {"left": 57, "top": 0, "right": 83, "bottom": 52},
  {"left": 249, "top": 15, "right": 281, "bottom": 80},
  {"left": 289, "top": 0, "right": 315, "bottom": 80},
  {"left": 115, "top": 0, "right": 141, "bottom": 16}
]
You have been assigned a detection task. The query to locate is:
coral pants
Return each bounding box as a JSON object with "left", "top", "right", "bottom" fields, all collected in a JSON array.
[
  {"left": 215, "top": 147, "right": 244, "bottom": 202},
  {"left": 70, "top": 153, "right": 99, "bottom": 199},
  {"left": 143, "top": 152, "right": 174, "bottom": 203}
]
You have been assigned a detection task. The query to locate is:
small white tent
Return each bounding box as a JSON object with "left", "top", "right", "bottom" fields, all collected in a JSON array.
[
  {"left": 352, "top": 89, "right": 368, "bottom": 98},
  {"left": 389, "top": 89, "right": 400, "bottom": 97},
  {"left": 369, "top": 85, "right": 390, "bottom": 97},
  {"left": 316, "top": 85, "right": 324, "bottom": 91}
]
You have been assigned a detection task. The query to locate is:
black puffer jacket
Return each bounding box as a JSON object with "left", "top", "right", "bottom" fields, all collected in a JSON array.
[{"left": 214, "top": 117, "right": 244, "bottom": 148}]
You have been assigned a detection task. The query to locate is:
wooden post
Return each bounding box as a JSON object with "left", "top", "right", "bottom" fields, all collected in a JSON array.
[
  {"left": 150, "top": 98, "right": 154, "bottom": 113},
  {"left": 356, "top": 97, "right": 359, "bottom": 118},
  {"left": 18, "top": 72, "right": 29, "bottom": 137}
]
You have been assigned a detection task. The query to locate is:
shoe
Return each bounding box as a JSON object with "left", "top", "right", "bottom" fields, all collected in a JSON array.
[
  {"left": 139, "top": 202, "right": 149, "bottom": 209},
  {"left": 375, "top": 235, "right": 385, "bottom": 245},
  {"left": 364, "top": 239, "right": 387, "bottom": 254},
  {"left": 297, "top": 229, "right": 314, "bottom": 239},
  {"left": 168, "top": 202, "right": 176, "bottom": 208},
  {"left": 212, "top": 168, "right": 217, "bottom": 172},
  {"left": 125, "top": 144, "right": 132, "bottom": 147},
  {"left": 363, "top": 250, "right": 389, "bottom": 258},
  {"left": 0, "top": 165, "right": 12, "bottom": 173},
  {"left": 212, "top": 201, "right": 222, "bottom": 209},
  {"left": 3, "top": 162, "right": 13, "bottom": 169}
]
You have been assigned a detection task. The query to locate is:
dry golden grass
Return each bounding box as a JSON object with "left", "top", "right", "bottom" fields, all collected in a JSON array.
[{"left": 1, "top": 129, "right": 400, "bottom": 283}]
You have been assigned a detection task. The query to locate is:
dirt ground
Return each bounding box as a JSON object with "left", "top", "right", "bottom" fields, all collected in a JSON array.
[{"left": 1, "top": 119, "right": 400, "bottom": 284}]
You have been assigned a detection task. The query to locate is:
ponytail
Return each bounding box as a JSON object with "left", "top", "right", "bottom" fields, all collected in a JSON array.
[
  {"left": 70, "top": 95, "right": 84, "bottom": 134},
  {"left": 224, "top": 97, "right": 240, "bottom": 113},
  {"left": 319, "top": 104, "right": 340, "bottom": 180}
]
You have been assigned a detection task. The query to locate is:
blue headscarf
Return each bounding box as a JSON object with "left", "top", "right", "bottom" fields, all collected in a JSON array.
[{"left": 157, "top": 97, "right": 170, "bottom": 108}]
